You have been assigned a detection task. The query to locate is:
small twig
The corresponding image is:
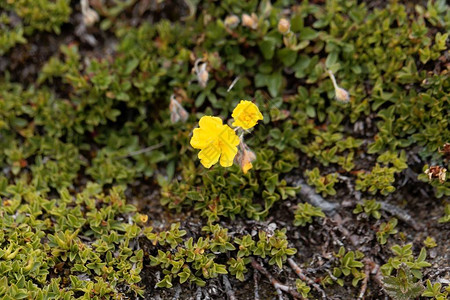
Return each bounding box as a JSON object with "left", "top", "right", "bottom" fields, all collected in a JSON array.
[
  {"left": 371, "top": 261, "right": 383, "bottom": 287},
  {"left": 337, "top": 174, "right": 362, "bottom": 201},
  {"left": 227, "top": 76, "right": 240, "bottom": 92},
  {"left": 223, "top": 275, "right": 237, "bottom": 300},
  {"left": 325, "top": 269, "right": 338, "bottom": 282},
  {"left": 330, "top": 214, "right": 360, "bottom": 247},
  {"left": 117, "top": 143, "right": 164, "bottom": 159},
  {"left": 358, "top": 260, "right": 371, "bottom": 300},
  {"left": 357, "top": 258, "right": 384, "bottom": 300},
  {"left": 288, "top": 258, "right": 327, "bottom": 299},
  {"left": 298, "top": 181, "right": 339, "bottom": 216},
  {"left": 379, "top": 201, "right": 422, "bottom": 231},
  {"left": 254, "top": 270, "right": 260, "bottom": 300},
  {"left": 251, "top": 259, "right": 302, "bottom": 299},
  {"left": 276, "top": 288, "right": 284, "bottom": 300}
]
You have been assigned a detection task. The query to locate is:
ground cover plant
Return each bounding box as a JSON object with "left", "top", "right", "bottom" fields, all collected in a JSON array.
[{"left": 0, "top": 0, "right": 449, "bottom": 299}]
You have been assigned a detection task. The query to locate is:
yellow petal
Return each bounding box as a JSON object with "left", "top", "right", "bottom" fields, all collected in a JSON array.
[
  {"left": 190, "top": 128, "right": 211, "bottom": 149},
  {"left": 218, "top": 125, "right": 239, "bottom": 167},
  {"left": 198, "top": 116, "right": 223, "bottom": 131},
  {"left": 198, "top": 143, "right": 221, "bottom": 168},
  {"left": 219, "top": 144, "right": 238, "bottom": 167},
  {"left": 190, "top": 116, "right": 224, "bottom": 149},
  {"left": 242, "top": 162, "right": 253, "bottom": 174}
]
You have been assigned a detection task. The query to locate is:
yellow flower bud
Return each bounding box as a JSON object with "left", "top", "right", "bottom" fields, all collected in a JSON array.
[
  {"left": 278, "top": 18, "right": 290, "bottom": 35},
  {"left": 139, "top": 214, "right": 148, "bottom": 223}
]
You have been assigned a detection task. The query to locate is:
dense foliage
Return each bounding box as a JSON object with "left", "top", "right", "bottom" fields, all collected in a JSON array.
[{"left": 0, "top": 0, "right": 448, "bottom": 298}]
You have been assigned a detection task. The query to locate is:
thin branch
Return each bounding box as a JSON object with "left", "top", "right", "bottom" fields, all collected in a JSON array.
[
  {"left": 254, "top": 270, "right": 260, "bottom": 300},
  {"left": 358, "top": 260, "right": 371, "bottom": 300},
  {"left": 380, "top": 201, "right": 422, "bottom": 231},
  {"left": 297, "top": 180, "right": 339, "bottom": 216},
  {"left": 251, "top": 259, "right": 302, "bottom": 299},
  {"left": 117, "top": 143, "right": 164, "bottom": 159},
  {"left": 223, "top": 275, "right": 237, "bottom": 300},
  {"left": 227, "top": 76, "right": 240, "bottom": 92},
  {"left": 287, "top": 258, "right": 327, "bottom": 299}
]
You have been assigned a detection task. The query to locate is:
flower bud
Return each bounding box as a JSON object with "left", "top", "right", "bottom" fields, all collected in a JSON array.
[
  {"left": 194, "top": 59, "right": 209, "bottom": 88},
  {"left": 328, "top": 70, "right": 350, "bottom": 103},
  {"left": 335, "top": 87, "right": 350, "bottom": 102},
  {"left": 81, "top": 0, "right": 99, "bottom": 27},
  {"left": 242, "top": 13, "right": 258, "bottom": 30},
  {"left": 277, "top": 18, "right": 290, "bottom": 35},
  {"left": 224, "top": 15, "right": 240, "bottom": 29},
  {"left": 169, "top": 94, "right": 189, "bottom": 123},
  {"left": 197, "top": 63, "right": 209, "bottom": 88}
]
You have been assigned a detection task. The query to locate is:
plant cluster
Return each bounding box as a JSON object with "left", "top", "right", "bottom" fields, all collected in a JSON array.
[
  {"left": 353, "top": 199, "right": 381, "bottom": 220},
  {"left": 0, "top": 0, "right": 71, "bottom": 54},
  {"left": 147, "top": 225, "right": 296, "bottom": 287},
  {"left": 322, "top": 247, "right": 365, "bottom": 287},
  {"left": 0, "top": 184, "right": 144, "bottom": 298},
  {"left": 305, "top": 167, "right": 338, "bottom": 197},
  {"left": 293, "top": 202, "right": 325, "bottom": 227},
  {"left": 0, "top": 0, "right": 448, "bottom": 297},
  {"left": 381, "top": 244, "right": 435, "bottom": 300}
]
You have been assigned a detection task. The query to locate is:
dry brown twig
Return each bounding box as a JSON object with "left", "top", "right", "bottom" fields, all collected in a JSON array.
[
  {"left": 251, "top": 259, "right": 302, "bottom": 299},
  {"left": 358, "top": 259, "right": 371, "bottom": 300},
  {"left": 287, "top": 258, "right": 328, "bottom": 299}
]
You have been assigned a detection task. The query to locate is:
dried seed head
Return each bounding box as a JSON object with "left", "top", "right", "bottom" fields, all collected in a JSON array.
[
  {"left": 424, "top": 166, "right": 447, "bottom": 183},
  {"left": 169, "top": 94, "right": 189, "bottom": 123},
  {"left": 242, "top": 13, "right": 258, "bottom": 30},
  {"left": 440, "top": 169, "right": 447, "bottom": 183},
  {"left": 335, "top": 86, "right": 350, "bottom": 102},
  {"left": 235, "top": 139, "right": 256, "bottom": 174},
  {"left": 438, "top": 142, "right": 450, "bottom": 160},
  {"left": 81, "top": 0, "right": 99, "bottom": 27},
  {"left": 277, "top": 18, "right": 291, "bottom": 35},
  {"left": 197, "top": 64, "right": 209, "bottom": 88},
  {"left": 224, "top": 15, "right": 240, "bottom": 29},
  {"left": 328, "top": 70, "right": 350, "bottom": 102},
  {"left": 194, "top": 59, "right": 209, "bottom": 88}
]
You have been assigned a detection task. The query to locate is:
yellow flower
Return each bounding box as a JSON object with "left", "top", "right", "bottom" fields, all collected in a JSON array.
[
  {"left": 190, "top": 116, "right": 240, "bottom": 168},
  {"left": 231, "top": 100, "right": 263, "bottom": 130}
]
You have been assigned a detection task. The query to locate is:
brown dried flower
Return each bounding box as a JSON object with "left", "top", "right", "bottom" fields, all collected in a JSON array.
[{"left": 424, "top": 166, "right": 447, "bottom": 183}]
